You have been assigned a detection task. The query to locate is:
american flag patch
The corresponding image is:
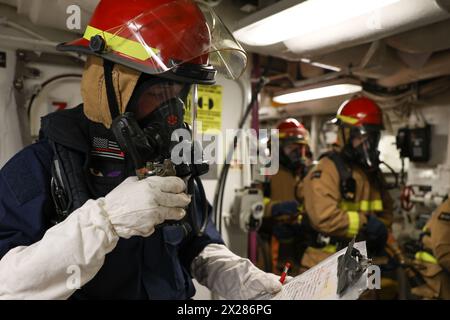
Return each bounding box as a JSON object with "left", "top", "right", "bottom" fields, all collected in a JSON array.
[{"left": 91, "top": 137, "right": 125, "bottom": 160}]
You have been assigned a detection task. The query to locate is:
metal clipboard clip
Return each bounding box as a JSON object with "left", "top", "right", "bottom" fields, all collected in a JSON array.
[{"left": 337, "top": 238, "right": 372, "bottom": 297}]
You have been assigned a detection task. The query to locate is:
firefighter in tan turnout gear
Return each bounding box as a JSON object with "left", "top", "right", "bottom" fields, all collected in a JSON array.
[
  {"left": 412, "top": 197, "right": 450, "bottom": 299},
  {"left": 301, "top": 97, "right": 394, "bottom": 271},
  {"left": 259, "top": 119, "right": 313, "bottom": 275}
]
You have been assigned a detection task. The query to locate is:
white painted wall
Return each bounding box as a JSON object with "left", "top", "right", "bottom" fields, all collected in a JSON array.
[
  {"left": 378, "top": 91, "right": 450, "bottom": 201},
  {"left": 27, "top": 62, "right": 83, "bottom": 138},
  {"left": 0, "top": 2, "right": 83, "bottom": 167},
  {"left": 406, "top": 93, "right": 450, "bottom": 197}
]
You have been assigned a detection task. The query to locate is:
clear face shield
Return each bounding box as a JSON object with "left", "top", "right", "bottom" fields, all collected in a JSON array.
[
  {"left": 105, "top": 0, "right": 248, "bottom": 163},
  {"left": 88, "top": 0, "right": 247, "bottom": 80},
  {"left": 108, "top": 0, "right": 248, "bottom": 236},
  {"left": 349, "top": 125, "right": 381, "bottom": 169},
  {"left": 109, "top": 0, "right": 248, "bottom": 169}
]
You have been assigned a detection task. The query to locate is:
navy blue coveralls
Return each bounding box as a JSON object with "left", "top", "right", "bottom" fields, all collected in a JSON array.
[{"left": 0, "top": 106, "right": 223, "bottom": 299}]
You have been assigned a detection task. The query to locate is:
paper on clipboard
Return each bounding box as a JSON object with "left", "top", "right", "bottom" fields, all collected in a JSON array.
[{"left": 259, "top": 241, "right": 369, "bottom": 300}]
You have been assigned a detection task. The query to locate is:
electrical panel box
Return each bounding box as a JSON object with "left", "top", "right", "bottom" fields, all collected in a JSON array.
[{"left": 396, "top": 125, "right": 431, "bottom": 162}]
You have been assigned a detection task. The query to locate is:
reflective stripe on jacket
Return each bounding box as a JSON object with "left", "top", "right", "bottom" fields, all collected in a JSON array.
[{"left": 413, "top": 198, "right": 450, "bottom": 299}]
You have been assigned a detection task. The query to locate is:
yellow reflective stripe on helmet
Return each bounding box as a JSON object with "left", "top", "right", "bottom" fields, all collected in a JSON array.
[
  {"left": 360, "top": 200, "right": 383, "bottom": 212},
  {"left": 415, "top": 251, "right": 438, "bottom": 265},
  {"left": 83, "top": 25, "right": 159, "bottom": 61},
  {"left": 322, "top": 244, "right": 337, "bottom": 254},
  {"left": 346, "top": 211, "right": 360, "bottom": 238},
  {"left": 337, "top": 115, "right": 359, "bottom": 125}
]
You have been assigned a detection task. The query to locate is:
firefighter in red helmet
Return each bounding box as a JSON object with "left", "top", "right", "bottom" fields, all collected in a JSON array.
[
  {"left": 277, "top": 119, "right": 312, "bottom": 177},
  {"left": 258, "top": 118, "right": 313, "bottom": 275},
  {"left": 301, "top": 97, "right": 394, "bottom": 277},
  {"left": 0, "top": 0, "right": 284, "bottom": 300}
]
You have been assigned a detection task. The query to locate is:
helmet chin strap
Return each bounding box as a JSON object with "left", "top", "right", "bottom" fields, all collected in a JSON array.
[
  {"left": 103, "top": 59, "right": 120, "bottom": 121},
  {"left": 190, "top": 84, "right": 199, "bottom": 141}
]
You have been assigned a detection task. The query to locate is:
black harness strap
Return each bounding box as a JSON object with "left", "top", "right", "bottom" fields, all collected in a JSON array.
[
  {"left": 103, "top": 59, "right": 120, "bottom": 120},
  {"left": 50, "top": 142, "right": 71, "bottom": 224},
  {"left": 327, "top": 152, "right": 356, "bottom": 202},
  {"left": 49, "top": 141, "right": 91, "bottom": 224},
  {"left": 295, "top": 152, "right": 358, "bottom": 251}
]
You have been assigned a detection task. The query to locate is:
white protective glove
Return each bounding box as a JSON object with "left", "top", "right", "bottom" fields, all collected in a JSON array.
[
  {"left": 0, "top": 175, "right": 190, "bottom": 300},
  {"left": 191, "top": 244, "right": 282, "bottom": 300},
  {"left": 100, "top": 176, "right": 190, "bottom": 238}
]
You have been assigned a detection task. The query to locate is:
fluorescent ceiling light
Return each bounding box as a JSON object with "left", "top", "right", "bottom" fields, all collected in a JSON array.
[
  {"left": 310, "top": 62, "right": 341, "bottom": 72},
  {"left": 234, "top": 0, "right": 400, "bottom": 46},
  {"left": 301, "top": 58, "right": 342, "bottom": 72},
  {"left": 273, "top": 83, "right": 362, "bottom": 104}
]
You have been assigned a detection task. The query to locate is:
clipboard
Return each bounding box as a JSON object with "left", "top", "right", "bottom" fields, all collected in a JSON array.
[{"left": 257, "top": 240, "right": 371, "bottom": 300}]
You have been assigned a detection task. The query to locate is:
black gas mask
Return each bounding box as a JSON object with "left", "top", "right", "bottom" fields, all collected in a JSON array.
[
  {"left": 111, "top": 76, "right": 209, "bottom": 236},
  {"left": 280, "top": 143, "right": 311, "bottom": 176},
  {"left": 343, "top": 125, "right": 381, "bottom": 170},
  {"left": 125, "top": 78, "right": 190, "bottom": 159}
]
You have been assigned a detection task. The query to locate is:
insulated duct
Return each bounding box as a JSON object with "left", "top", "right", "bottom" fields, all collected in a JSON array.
[
  {"left": 284, "top": 0, "right": 450, "bottom": 57},
  {"left": 235, "top": 0, "right": 450, "bottom": 58}
]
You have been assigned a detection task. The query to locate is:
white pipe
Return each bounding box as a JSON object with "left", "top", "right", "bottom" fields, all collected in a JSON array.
[
  {"left": 15, "top": 0, "right": 93, "bottom": 34},
  {"left": 447, "top": 111, "right": 450, "bottom": 167},
  {"left": 310, "top": 115, "right": 320, "bottom": 159},
  {"left": 0, "top": 35, "right": 85, "bottom": 60},
  {"left": 0, "top": 34, "right": 60, "bottom": 51},
  {"left": 2, "top": 19, "right": 48, "bottom": 41}
]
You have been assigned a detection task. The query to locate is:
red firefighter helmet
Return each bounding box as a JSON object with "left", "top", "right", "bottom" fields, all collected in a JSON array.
[
  {"left": 334, "top": 97, "right": 384, "bottom": 129},
  {"left": 334, "top": 96, "right": 384, "bottom": 169},
  {"left": 57, "top": 0, "right": 247, "bottom": 84},
  {"left": 277, "top": 118, "right": 310, "bottom": 144}
]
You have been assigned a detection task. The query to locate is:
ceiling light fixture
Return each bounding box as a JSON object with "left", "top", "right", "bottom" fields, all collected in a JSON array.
[
  {"left": 234, "top": 0, "right": 401, "bottom": 47},
  {"left": 300, "top": 58, "right": 342, "bottom": 72},
  {"left": 273, "top": 79, "right": 362, "bottom": 104}
]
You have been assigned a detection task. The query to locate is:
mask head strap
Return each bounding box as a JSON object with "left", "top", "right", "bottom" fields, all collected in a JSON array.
[{"left": 103, "top": 59, "right": 120, "bottom": 120}]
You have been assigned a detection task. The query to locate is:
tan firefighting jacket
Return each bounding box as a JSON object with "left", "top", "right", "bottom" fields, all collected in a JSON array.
[
  {"left": 412, "top": 198, "right": 450, "bottom": 299},
  {"left": 301, "top": 156, "right": 394, "bottom": 269},
  {"left": 261, "top": 166, "right": 303, "bottom": 273},
  {"left": 264, "top": 167, "right": 303, "bottom": 218}
]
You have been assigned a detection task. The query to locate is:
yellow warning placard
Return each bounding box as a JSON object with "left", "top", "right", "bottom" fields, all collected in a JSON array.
[{"left": 185, "top": 85, "right": 223, "bottom": 133}]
